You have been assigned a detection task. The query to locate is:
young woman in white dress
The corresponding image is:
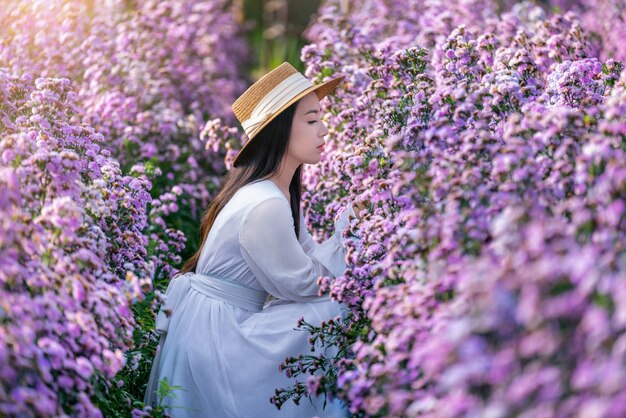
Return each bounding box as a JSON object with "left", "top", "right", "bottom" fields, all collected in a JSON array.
[{"left": 144, "top": 62, "right": 363, "bottom": 417}]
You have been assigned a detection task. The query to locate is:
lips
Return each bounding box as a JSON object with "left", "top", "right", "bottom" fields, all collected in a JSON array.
[{"left": 317, "top": 145, "right": 325, "bottom": 151}]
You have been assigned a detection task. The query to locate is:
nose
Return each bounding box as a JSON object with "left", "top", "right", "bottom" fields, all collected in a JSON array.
[{"left": 319, "top": 120, "right": 329, "bottom": 137}]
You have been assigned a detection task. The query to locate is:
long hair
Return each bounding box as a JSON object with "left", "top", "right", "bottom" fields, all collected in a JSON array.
[{"left": 179, "top": 100, "right": 302, "bottom": 275}]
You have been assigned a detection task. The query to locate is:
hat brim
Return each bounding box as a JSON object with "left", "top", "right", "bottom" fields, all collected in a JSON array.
[{"left": 232, "top": 74, "right": 345, "bottom": 168}]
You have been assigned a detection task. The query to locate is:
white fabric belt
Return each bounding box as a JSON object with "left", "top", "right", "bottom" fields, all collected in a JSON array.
[
  {"left": 190, "top": 273, "right": 267, "bottom": 311},
  {"left": 155, "top": 272, "right": 268, "bottom": 334}
]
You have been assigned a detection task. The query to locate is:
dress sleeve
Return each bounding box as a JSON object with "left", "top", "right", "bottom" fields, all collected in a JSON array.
[{"left": 239, "top": 197, "right": 355, "bottom": 302}]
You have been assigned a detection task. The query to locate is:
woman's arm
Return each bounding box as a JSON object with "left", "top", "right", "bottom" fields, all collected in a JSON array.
[{"left": 239, "top": 197, "right": 354, "bottom": 302}]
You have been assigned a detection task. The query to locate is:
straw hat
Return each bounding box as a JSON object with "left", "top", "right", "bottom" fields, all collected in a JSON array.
[{"left": 231, "top": 62, "right": 344, "bottom": 167}]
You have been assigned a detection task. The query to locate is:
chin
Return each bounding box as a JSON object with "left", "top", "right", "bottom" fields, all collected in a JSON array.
[{"left": 303, "top": 155, "right": 322, "bottom": 165}]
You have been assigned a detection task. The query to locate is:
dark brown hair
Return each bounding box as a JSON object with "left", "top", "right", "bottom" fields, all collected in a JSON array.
[{"left": 179, "top": 100, "right": 302, "bottom": 275}]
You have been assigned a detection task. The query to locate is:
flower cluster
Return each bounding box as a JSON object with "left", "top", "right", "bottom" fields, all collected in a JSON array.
[
  {"left": 556, "top": 0, "right": 626, "bottom": 62},
  {"left": 0, "top": 0, "right": 248, "bottom": 415},
  {"left": 0, "top": 0, "right": 249, "bottom": 269},
  {"left": 273, "top": 1, "right": 626, "bottom": 417},
  {"left": 0, "top": 70, "right": 150, "bottom": 416}
]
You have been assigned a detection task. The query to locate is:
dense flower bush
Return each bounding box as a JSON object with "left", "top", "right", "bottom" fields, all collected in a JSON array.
[
  {"left": 0, "top": 0, "right": 249, "bottom": 264},
  {"left": 0, "top": 70, "right": 151, "bottom": 416},
  {"left": 271, "top": 0, "right": 626, "bottom": 417},
  {"left": 551, "top": 0, "right": 626, "bottom": 62},
  {"left": 4, "top": 0, "right": 625, "bottom": 415},
  {"left": 1, "top": 0, "right": 249, "bottom": 416}
]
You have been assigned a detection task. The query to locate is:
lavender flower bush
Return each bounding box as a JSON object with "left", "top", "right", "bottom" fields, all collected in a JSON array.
[
  {"left": 0, "top": 70, "right": 151, "bottom": 416},
  {"left": 271, "top": 1, "right": 626, "bottom": 417},
  {"left": 1, "top": 0, "right": 248, "bottom": 416},
  {"left": 0, "top": 0, "right": 249, "bottom": 265},
  {"left": 3, "top": 0, "right": 626, "bottom": 415}
]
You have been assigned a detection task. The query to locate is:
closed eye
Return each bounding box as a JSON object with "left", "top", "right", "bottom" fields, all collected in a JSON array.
[{"left": 307, "top": 121, "right": 317, "bottom": 124}]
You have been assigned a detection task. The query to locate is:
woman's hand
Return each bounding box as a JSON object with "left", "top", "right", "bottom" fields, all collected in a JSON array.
[{"left": 353, "top": 200, "right": 368, "bottom": 220}]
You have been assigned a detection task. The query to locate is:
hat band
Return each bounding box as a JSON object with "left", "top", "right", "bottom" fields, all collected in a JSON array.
[{"left": 241, "top": 72, "right": 313, "bottom": 138}]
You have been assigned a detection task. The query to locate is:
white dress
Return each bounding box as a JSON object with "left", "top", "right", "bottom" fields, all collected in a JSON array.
[{"left": 144, "top": 178, "right": 355, "bottom": 417}]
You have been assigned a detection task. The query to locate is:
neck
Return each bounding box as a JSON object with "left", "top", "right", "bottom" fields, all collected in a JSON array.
[{"left": 268, "top": 157, "right": 299, "bottom": 203}]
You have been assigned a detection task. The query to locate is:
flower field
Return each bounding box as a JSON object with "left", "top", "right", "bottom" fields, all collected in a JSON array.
[
  {"left": 1, "top": 0, "right": 247, "bottom": 415},
  {"left": 2, "top": 0, "right": 626, "bottom": 417}
]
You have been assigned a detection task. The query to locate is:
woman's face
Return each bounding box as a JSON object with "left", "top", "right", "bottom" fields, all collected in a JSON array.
[{"left": 287, "top": 91, "right": 329, "bottom": 165}]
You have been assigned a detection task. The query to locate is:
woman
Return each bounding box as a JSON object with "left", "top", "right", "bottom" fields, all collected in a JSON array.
[{"left": 144, "top": 62, "right": 362, "bottom": 417}]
